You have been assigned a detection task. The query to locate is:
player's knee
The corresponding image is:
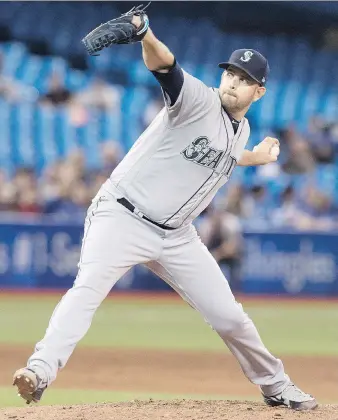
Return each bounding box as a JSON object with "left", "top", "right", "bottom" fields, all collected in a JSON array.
[
  {"left": 208, "top": 308, "right": 246, "bottom": 336},
  {"left": 71, "top": 266, "right": 115, "bottom": 304}
]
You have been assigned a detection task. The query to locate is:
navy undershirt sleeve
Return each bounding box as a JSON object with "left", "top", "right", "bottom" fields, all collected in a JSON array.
[{"left": 151, "top": 61, "right": 184, "bottom": 106}]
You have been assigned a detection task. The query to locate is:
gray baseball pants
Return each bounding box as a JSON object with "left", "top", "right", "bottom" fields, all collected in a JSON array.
[{"left": 28, "top": 194, "right": 289, "bottom": 397}]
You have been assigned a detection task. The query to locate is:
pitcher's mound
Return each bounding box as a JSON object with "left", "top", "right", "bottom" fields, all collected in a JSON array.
[{"left": 1, "top": 400, "right": 336, "bottom": 420}]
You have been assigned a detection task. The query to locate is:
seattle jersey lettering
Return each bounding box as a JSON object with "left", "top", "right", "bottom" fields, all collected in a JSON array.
[{"left": 181, "top": 137, "right": 225, "bottom": 170}]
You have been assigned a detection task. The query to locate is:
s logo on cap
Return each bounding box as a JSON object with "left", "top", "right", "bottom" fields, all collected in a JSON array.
[{"left": 240, "top": 51, "right": 254, "bottom": 63}]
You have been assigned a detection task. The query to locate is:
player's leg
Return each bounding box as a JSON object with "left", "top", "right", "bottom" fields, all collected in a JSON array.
[
  {"left": 14, "top": 196, "right": 161, "bottom": 402},
  {"left": 146, "top": 256, "right": 287, "bottom": 395},
  {"left": 155, "top": 224, "right": 316, "bottom": 409}
]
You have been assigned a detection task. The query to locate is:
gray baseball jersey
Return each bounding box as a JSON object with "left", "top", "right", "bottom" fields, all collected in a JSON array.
[{"left": 102, "top": 69, "right": 250, "bottom": 228}]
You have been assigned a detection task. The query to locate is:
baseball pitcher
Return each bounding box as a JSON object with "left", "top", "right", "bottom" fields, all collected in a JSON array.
[{"left": 13, "top": 4, "right": 317, "bottom": 410}]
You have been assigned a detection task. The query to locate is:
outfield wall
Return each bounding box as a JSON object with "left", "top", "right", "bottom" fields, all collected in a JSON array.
[{"left": 0, "top": 220, "right": 337, "bottom": 296}]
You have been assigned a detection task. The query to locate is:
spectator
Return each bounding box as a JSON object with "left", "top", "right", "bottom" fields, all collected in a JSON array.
[
  {"left": 9, "top": 167, "right": 42, "bottom": 214},
  {"left": 244, "top": 184, "right": 272, "bottom": 228},
  {"left": 100, "top": 141, "right": 123, "bottom": 175},
  {"left": 272, "top": 185, "right": 299, "bottom": 228},
  {"left": 73, "top": 77, "right": 120, "bottom": 111},
  {"left": 280, "top": 125, "right": 315, "bottom": 174},
  {"left": 305, "top": 116, "right": 335, "bottom": 164},
  {"left": 40, "top": 72, "right": 72, "bottom": 106},
  {"left": 272, "top": 183, "right": 335, "bottom": 231},
  {"left": 43, "top": 180, "right": 89, "bottom": 218},
  {"left": 68, "top": 101, "right": 90, "bottom": 127},
  {"left": 143, "top": 94, "right": 164, "bottom": 127},
  {"left": 330, "top": 121, "right": 338, "bottom": 147},
  {"left": 0, "top": 52, "right": 38, "bottom": 103},
  {"left": 295, "top": 184, "right": 335, "bottom": 231},
  {"left": 12, "top": 167, "right": 37, "bottom": 195},
  {"left": 198, "top": 208, "right": 243, "bottom": 291},
  {"left": 16, "top": 185, "right": 42, "bottom": 214},
  {"left": 71, "top": 180, "right": 91, "bottom": 210},
  {"left": 0, "top": 186, "right": 16, "bottom": 212},
  {"left": 219, "top": 184, "right": 249, "bottom": 219},
  {"left": 0, "top": 169, "right": 16, "bottom": 211},
  {"left": 39, "top": 161, "right": 64, "bottom": 202},
  {"left": 55, "top": 151, "right": 86, "bottom": 191},
  {"left": 66, "top": 148, "right": 86, "bottom": 179},
  {"left": 89, "top": 171, "right": 108, "bottom": 198}
]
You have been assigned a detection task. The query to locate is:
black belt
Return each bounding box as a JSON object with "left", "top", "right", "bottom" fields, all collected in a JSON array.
[{"left": 117, "top": 197, "right": 175, "bottom": 231}]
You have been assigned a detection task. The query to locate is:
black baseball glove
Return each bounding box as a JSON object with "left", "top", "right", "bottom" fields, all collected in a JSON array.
[{"left": 82, "top": 3, "right": 150, "bottom": 56}]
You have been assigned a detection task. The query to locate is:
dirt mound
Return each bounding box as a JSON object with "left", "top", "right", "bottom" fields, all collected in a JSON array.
[
  {"left": 3, "top": 346, "right": 338, "bottom": 400},
  {"left": 1, "top": 400, "right": 336, "bottom": 420}
]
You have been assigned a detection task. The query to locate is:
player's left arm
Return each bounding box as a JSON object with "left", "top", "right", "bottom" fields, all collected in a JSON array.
[
  {"left": 82, "top": 7, "right": 212, "bottom": 123},
  {"left": 134, "top": 15, "right": 184, "bottom": 104},
  {"left": 237, "top": 137, "right": 280, "bottom": 166}
]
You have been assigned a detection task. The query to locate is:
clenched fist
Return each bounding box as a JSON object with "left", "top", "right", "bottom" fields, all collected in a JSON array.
[{"left": 253, "top": 137, "right": 280, "bottom": 164}]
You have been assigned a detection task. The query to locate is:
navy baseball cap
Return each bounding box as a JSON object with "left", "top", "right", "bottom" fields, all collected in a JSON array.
[{"left": 218, "top": 49, "right": 270, "bottom": 86}]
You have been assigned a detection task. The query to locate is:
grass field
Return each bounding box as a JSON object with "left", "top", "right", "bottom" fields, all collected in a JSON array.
[
  {"left": 1, "top": 293, "right": 337, "bottom": 407},
  {"left": 1, "top": 294, "right": 337, "bottom": 354}
]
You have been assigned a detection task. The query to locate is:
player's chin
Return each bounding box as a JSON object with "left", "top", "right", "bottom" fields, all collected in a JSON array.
[{"left": 221, "top": 94, "right": 237, "bottom": 108}]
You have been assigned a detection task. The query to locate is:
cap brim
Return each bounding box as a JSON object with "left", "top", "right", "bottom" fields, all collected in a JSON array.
[{"left": 218, "top": 62, "right": 262, "bottom": 85}]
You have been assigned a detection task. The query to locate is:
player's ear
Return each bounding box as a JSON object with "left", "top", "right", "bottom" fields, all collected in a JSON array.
[{"left": 253, "top": 86, "right": 266, "bottom": 102}]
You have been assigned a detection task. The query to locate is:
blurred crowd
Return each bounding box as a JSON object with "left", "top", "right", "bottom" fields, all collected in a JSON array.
[
  {"left": 1, "top": 115, "right": 338, "bottom": 228},
  {"left": 0, "top": 50, "right": 121, "bottom": 126},
  {"left": 1, "top": 44, "right": 338, "bottom": 288},
  {"left": 1, "top": 70, "right": 338, "bottom": 230},
  {"left": 0, "top": 142, "right": 123, "bottom": 218},
  {"left": 0, "top": 49, "right": 125, "bottom": 218}
]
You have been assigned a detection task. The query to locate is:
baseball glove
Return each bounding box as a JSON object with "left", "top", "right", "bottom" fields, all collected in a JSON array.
[{"left": 82, "top": 3, "right": 150, "bottom": 56}]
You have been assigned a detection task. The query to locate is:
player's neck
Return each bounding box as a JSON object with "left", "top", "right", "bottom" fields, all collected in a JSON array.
[
  {"left": 223, "top": 101, "right": 251, "bottom": 122},
  {"left": 228, "top": 104, "right": 252, "bottom": 122},
  {"left": 225, "top": 110, "right": 239, "bottom": 123},
  {"left": 223, "top": 108, "right": 242, "bottom": 123}
]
